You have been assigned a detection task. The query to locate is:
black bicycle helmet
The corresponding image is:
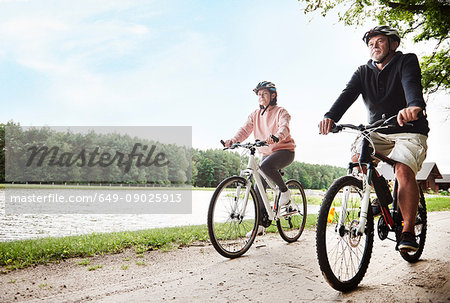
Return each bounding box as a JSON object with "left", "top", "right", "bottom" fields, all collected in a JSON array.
[
  {"left": 253, "top": 81, "right": 277, "bottom": 115},
  {"left": 362, "top": 25, "right": 401, "bottom": 45}
]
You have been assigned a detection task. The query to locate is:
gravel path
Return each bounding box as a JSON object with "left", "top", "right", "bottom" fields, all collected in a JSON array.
[{"left": 1, "top": 212, "right": 449, "bottom": 303}]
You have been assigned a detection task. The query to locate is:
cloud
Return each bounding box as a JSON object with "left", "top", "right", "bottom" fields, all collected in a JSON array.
[
  {"left": 1, "top": 1, "right": 448, "bottom": 172},
  {"left": 0, "top": 4, "right": 158, "bottom": 115}
]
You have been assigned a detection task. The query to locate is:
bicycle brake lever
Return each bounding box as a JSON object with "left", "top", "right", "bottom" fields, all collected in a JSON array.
[
  {"left": 270, "top": 135, "right": 279, "bottom": 143},
  {"left": 256, "top": 140, "right": 268, "bottom": 147},
  {"left": 330, "top": 124, "right": 342, "bottom": 133},
  {"left": 233, "top": 142, "right": 241, "bottom": 148},
  {"left": 221, "top": 140, "right": 232, "bottom": 150}
]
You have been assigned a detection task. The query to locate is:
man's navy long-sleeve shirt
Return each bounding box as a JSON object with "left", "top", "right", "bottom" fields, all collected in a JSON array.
[{"left": 325, "top": 52, "right": 429, "bottom": 136}]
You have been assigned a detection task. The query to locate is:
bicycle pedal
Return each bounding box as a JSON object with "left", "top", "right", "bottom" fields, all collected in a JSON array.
[{"left": 279, "top": 206, "right": 297, "bottom": 217}]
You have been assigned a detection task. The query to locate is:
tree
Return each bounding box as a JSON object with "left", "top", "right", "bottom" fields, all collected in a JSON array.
[
  {"left": 299, "top": 0, "right": 449, "bottom": 94},
  {"left": 195, "top": 158, "right": 216, "bottom": 187}
]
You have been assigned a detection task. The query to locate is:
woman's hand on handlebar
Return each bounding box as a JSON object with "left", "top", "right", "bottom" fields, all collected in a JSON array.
[
  {"left": 319, "top": 118, "right": 335, "bottom": 135},
  {"left": 265, "top": 134, "right": 279, "bottom": 145},
  {"left": 223, "top": 139, "right": 234, "bottom": 148}
]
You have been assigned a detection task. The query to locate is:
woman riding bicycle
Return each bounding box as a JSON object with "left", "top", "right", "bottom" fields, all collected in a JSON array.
[{"left": 225, "top": 81, "right": 296, "bottom": 234}]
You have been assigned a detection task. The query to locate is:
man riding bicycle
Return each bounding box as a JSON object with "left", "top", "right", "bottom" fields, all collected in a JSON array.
[
  {"left": 318, "top": 25, "right": 429, "bottom": 252},
  {"left": 225, "top": 81, "right": 296, "bottom": 235}
]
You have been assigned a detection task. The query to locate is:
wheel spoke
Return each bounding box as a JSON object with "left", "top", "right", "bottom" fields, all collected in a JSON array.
[
  {"left": 276, "top": 180, "right": 307, "bottom": 242},
  {"left": 208, "top": 177, "right": 259, "bottom": 258},
  {"left": 316, "top": 176, "right": 374, "bottom": 291}
]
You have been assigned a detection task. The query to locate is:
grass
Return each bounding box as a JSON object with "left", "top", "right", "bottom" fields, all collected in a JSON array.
[
  {"left": 424, "top": 196, "right": 450, "bottom": 212},
  {"left": 88, "top": 264, "right": 103, "bottom": 271},
  {"left": 306, "top": 196, "right": 323, "bottom": 205},
  {"left": 265, "top": 213, "right": 318, "bottom": 234},
  {"left": 0, "top": 195, "right": 448, "bottom": 272},
  {"left": 77, "top": 258, "right": 91, "bottom": 266},
  {"left": 0, "top": 224, "right": 210, "bottom": 272}
]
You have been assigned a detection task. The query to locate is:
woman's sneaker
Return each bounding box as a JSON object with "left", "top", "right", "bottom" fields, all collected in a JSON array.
[
  {"left": 246, "top": 225, "right": 265, "bottom": 237},
  {"left": 398, "top": 232, "right": 419, "bottom": 252},
  {"left": 279, "top": 190, "right": 291, "bottom": 208}
]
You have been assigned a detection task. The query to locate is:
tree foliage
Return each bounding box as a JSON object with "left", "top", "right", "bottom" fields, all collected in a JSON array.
[
  {"left": 1, "top": 122, "right": 346, "bottom": 188},
  {"left": 300, "top": 0, "right": 449, "bottom": 94},
  {"left": 191, "top": 148, "right": 345, "bottom": 189},
  {"left": 1, "top": 122, "right": 190, "bottom": 185}
]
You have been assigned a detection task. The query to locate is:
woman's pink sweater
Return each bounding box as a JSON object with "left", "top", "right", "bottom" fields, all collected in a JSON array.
[{"left": 232, "top": 105, "right": 295, "bottom": 156}]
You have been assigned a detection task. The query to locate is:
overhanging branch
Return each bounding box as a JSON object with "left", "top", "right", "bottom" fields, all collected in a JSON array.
[{"left": 388, "top": 1, "right": 450, "bottom": 13}]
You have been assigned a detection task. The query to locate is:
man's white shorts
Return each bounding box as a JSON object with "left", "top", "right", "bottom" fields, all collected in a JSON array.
[{"left": 352, "top": 132, "right": 428, "bottom": 175}]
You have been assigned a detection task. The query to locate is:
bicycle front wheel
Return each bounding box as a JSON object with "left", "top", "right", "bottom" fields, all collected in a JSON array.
[
  {"left": 316, "top": 176, "right": 374, "bottom": 292},
  {"left": 207, "top": 176, "right": 259, "bottom": 258},
  {"left": 277, "top": 179, "right": 307, "bottom": 242}
]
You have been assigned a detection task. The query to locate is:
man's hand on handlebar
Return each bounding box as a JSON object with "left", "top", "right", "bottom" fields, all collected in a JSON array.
[
  {"left": 397, "top": 106, "right": 422, "bottom": 127},
  {"left": 319, "top": 118, "right": 335, "bottom": 135}
]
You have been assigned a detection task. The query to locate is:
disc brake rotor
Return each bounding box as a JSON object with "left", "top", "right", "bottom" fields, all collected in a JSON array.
[{"left": 349, "top": 220, "right": 362, "bottom": 247}]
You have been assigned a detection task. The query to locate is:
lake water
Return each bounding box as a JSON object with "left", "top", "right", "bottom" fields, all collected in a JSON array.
[{"left": 0, "top": 189, "right": 320, "bottom": 241}]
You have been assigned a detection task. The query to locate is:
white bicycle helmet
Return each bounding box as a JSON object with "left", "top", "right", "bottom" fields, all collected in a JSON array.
[
  {"left": 253, "top": 81, "right": 277, "bottom": 95},
  {"left": 362, "top": 25, "right": 401, "bottom": 45},
  {"left": 253, "top": 81, "right": 277, "bottom": 115}
]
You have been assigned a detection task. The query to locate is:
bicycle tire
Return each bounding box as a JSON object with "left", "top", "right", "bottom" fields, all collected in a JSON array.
[
  {"left": 207, "top": 176, "right": 259, "bottom": 258},
  {"left": 276, "top": 179, "right": 307, "bottom": 242},
  {"left": 316, "top": 176, "right": 374, "bottom": 292},
  {"left": 399, "top": 188, "right": 427, "bottom": 262}
]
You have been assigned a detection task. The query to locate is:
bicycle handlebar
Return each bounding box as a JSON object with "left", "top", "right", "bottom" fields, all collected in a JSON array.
[
  {"left": 220, "top": 135, "right": 279, "bottom": 150},
  {"left": 330, "top": 114, "right": 413, "bottom": 134}
]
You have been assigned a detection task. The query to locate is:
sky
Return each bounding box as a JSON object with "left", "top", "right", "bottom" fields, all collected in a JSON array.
[{"left": 1, "top": 0, "right": 449, "bottom": 173}]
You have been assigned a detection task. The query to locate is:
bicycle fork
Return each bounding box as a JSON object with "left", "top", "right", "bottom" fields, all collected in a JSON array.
[
  {"left": 337, "top": 173, "right": 372, "bottom": 236},
  {"left": 233, "top": 180, "right": 252, "bottom": 223},
  {"left": 357, "top": 176, "right": 371, "bottom": 235}
]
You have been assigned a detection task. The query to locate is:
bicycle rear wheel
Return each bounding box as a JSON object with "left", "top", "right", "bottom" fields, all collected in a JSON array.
[
  {"left": 277, "top": 179, "right": 307, "bottom": 242},
  {"left": 207, "top": 176, "right": 259, "bottom": 258},
  {"left": 399, "top": 188, "right": 427, "bottom": 262},
  {"left": 316, "top": 176, "right": 374, "bottom": 292}
]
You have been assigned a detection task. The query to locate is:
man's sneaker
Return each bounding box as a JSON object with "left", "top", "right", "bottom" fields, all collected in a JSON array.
[
  {"left": 398, "top": 232, "right": 419, "bottom": 252},
  {"left": 371, "top": 198, "right": 382, "bottom": 216},
  {"left": 279, "top": 190, "right": 291, "bottom": 208},
  {"left": 246, "top": 225, "right": 265, "bottom": 237}
]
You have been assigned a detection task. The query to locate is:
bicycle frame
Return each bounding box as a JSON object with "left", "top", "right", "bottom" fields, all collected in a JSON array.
[
  {"left": 209, "top": 140, "right": 307, "bottom": 258},
  {"left": 337, "top": 136, "right": 399, "bottom": 236},
  {"left": 240, "top": 150, "right": 280, "bottom": 221},
  {"left": 316, "top": 115, "right": 428, "bottom": 291}
]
